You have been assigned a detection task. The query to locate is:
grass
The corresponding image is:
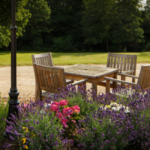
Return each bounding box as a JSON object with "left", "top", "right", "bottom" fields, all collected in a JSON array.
[
  {"left": 0, "top": 51, "right": 150, "bottom": 66},
  {"left": 0, "top": 94, "right": 9, "bottom": 142}
]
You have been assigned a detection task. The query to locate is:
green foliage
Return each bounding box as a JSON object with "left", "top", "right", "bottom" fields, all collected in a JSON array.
[
  {"left": 142, "top": 0, "right": 150, "bottom": 45},
  {"left": 0, "top": 93, "right": 9, "bottom": 142},
  {"left": 18, "top": 0, "right": 51, "bottom": 49},
  {"left": 0, "top": 0, "right": 149, "bottom": 52},
  {"left": 12, "top": 104, "right": 63, "bottom": 150},
  {"left": 46, "top": 0, "right": 84, "bottom": 51},
  {"left": 66, "top": 93, "right": 99, "bottom": 116},
  {"left": 82, "top": 0, "right": 144, "bottom": 51},
  {"left": 82, "top": 0, "right": 115, "bottom": 47},
  {"left": 0, "top": 0, "right": 31, "bottom": 48},
  {"left": 144, "top": 42, "right": 150, "bottom": 51},
  {"left": 51, "top": 35, "right": 75, "bottom": 52}
]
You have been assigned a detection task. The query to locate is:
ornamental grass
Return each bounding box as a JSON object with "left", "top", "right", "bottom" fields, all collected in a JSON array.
[{"left": 3, "top": 85, "right": 150, "bottom": 150}]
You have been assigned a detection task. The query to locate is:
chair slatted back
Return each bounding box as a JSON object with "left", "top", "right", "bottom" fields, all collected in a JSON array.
[
  {"left": 33, "top": 64, "right": 66, "bottom": 94},
  {"left": 32, "top": 52, "right": 53, "bottom": 66},
  {"left": 107, "top": 52, "right": 137, "bottom": 74},
  {"left": 137, "top": 65, "right": 150, "bottom": 89}
]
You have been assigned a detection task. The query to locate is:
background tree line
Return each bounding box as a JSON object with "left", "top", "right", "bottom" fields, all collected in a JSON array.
[{"left": 1, "top": 0, "right": 150, "bottom": 52}]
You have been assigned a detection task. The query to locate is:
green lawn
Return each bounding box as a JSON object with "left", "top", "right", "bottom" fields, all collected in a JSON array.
[{"left": 0, "top": 51, "right": 150, "bottom": 66}]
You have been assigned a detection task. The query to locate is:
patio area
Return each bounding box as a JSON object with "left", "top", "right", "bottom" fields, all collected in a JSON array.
[{"left": 0, "top": 63, "right": 147, "bottom": 103}]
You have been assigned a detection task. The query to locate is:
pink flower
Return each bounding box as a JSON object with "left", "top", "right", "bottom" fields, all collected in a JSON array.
[
  {"left": 60, "top": 117, "right": 68, "bottom": 123},
  {"left": 50, "top": 104, "right": 58, "bottom": 112},
  {"left": 71, "top": 120, "right": 76, "bottom": 124},
  {"left": 58, "top": 100, "right": 69, "bottom": 106},
  {"left": 60, "top": 117, "right": 68, "bottom": 128},
  {"left": 56, "top": 112, "right": 64, "bottom": 118},
  {"left": 53, "top": 101, "right": 59, "bottom": 105},
  {"left": 63, "top": 107, "right": 73, "bottom": 116},
  {"left": 71, "top": 105, "right": 80, "bottom": 113},
  {"left": 23, "top": 103, "right": 28, "bottom": 109},
  {"left": 62, "top": 121, "right": 68, "bottom": 128}
]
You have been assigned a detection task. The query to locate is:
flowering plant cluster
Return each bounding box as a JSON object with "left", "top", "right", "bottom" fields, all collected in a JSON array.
[
  {"left": 3, "top": 84, "right": 150, "bottom": 150},
  {"left": 45, "top": 99, "right": 84, "bottom": 140}
]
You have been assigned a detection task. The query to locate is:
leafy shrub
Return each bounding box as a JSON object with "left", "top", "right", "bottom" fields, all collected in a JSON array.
[
  {"left": 144, "top": 42, "right": 150, "bottom": 51},
  {"left": 0, "top": 93, "right": 9, "bottom": 142},
  {"left": 51, "top": 35, "right": 75, "bottom": 52}
]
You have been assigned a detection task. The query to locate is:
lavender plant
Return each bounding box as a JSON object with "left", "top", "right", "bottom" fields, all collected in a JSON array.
[
  {"left": 76, "top": 86, "right": 150, "bottom": 150},
  {"left": 5, "top": 100, "right": 64, "bottom": 150},
  {"left": 3, "top": 85, "right": 150, "bottom": 150}
]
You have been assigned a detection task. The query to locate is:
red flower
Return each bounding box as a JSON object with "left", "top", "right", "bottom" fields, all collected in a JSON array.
[
  {"left": 71, "top": 105, "right": 80, "bottom": 113},
  {"left": 56, "top": 112, "right": 64, "bottom": 118},
  {"left": 62, "top": 121, "right": 68, "bottom": 128},
  {"left": 63, "top": 107, "right": 73, "bottom": 116},
  {"left": 53, "top": 101, "right": 59, "bottom": 105},
  {"left": 58, "top": 100, "right": 69, "bottom": 106},
  {"left": 50, "top": 104, "right": 58, "bottom": 112},
  {"left": 60, "top": 116, "right": 68, "bottom": 128},
  {"left": 60, "top": 117, "right": 68, "bottom": 123}
]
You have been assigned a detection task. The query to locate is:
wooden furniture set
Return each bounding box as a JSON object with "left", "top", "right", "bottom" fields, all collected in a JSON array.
[
  {"left": 32, "top": 52, "right": 149, "bottom": 100},
  {"left": 64, "top": 64, "right": 118, "bottom": 94},
  {"left": 33, "top": 64, "right": 87, "bottom": 100}
]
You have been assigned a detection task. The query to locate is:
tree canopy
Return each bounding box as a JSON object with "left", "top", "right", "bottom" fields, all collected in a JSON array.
[{"left": 0, "top": 0, "right": 149, "bottom": 52}]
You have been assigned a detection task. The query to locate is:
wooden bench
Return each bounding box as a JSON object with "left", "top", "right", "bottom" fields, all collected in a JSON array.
[
  {"left": 104, "top": 65, "right": 150, "bottom": 93},
  {"left": 32, "top": 52, "right": 74, "bottom": 99},
  {"left": 33, "top": 64, "right": 88, "bottom": 100},
  {"left": 98, "top": 52, "right": 137, "bottom": 88}
]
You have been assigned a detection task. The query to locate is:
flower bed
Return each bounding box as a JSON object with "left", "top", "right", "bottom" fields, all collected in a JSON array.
[{"left": 3, "top": 85, "right": 150, "bottom": 150}]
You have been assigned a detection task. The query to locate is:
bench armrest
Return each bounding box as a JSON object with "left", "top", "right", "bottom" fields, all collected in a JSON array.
[
  {"left": 72, "top": 79, "right": 88, "bottom": 86},
  {"left": 120, "top": 70, "right": 134, "bottom": 74},
  {"left": 104, "top": 77, "right": 137, "bottom": 85},
  {"left": 119, "top": 73, "right": 139, "bottom": 79},
  {"left": 66, "top": 79, "right": 74, "bottom": 85}
]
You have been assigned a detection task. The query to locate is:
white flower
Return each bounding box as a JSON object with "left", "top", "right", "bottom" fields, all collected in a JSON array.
[{"left": 40, "top": 109, "right": 47, "bottom": 115}]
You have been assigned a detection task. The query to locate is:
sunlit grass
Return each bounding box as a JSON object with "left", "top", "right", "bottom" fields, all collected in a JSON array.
[{"left": 0, "top": 51, "right": 149, "bottom": 66}]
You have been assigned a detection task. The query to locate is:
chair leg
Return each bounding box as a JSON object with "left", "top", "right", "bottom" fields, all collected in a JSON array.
[
  {"left": 106, "top": 80, "right": 110, "bottom": 93},
  {"left": 121, "top": 75, "right": 126, "bottom": 87},
  {"left": 132, "top": 72, "right": 136, "bottom": 83},
  {"left": 36, "top": 88, "right": 41, "bottom": 101}
]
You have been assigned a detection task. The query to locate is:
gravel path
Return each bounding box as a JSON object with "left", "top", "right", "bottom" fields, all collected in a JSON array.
[{"left": 0, "top": 63, "right": 149, "bottom": 103}]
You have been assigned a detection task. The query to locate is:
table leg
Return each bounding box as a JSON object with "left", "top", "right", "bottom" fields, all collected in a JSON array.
[
  {"left": 113, "top": 72, "right": 117, "bottom": 89},
  {"left": 106, "top": 80, "right": 110, "bottom": 93},
  {"left": 92, "top": 80, "right": 97, "bottom": 93},
  {"left": 91, "top": 80, "right": 97, "bottom": 101}
]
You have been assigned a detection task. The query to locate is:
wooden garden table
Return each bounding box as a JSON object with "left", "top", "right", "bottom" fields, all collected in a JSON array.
[{"left": 64, "top": 64, "right": 119, "bottom": 94}]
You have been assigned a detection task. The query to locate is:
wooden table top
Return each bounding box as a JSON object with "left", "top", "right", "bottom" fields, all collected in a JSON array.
[{"left": 65, "top": 64, "right": 119, "bottom": 78}]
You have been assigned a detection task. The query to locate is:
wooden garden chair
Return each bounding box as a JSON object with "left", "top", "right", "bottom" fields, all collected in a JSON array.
[
  {"left": 32, "top": 52, "right": 74, "bottom": 98},
  {"left": 104, "top": 65, "right": 150, "bottom": 93},
  {"left": 98, "top": 52, "right": 137, "bottom": 88},
  {"left": 33, "top": 64, "right": 88, "bottom": 100},
  {"left": 32, "top": 52, "right": 54, "bottom": 67}
]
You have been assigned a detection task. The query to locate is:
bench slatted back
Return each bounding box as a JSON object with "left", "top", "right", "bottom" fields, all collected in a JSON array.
[
  {"left": 33, "top": 64, "right": 66, "bottom": 94},
  {"left": 32, "top": 52, "right": 53, "bottom": 67},
  {"left": 137, "top": 65, "right": 150, "bottom": 89},
  {"left": 107, "top": 52, "right": 137, "bottom": 74}
]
